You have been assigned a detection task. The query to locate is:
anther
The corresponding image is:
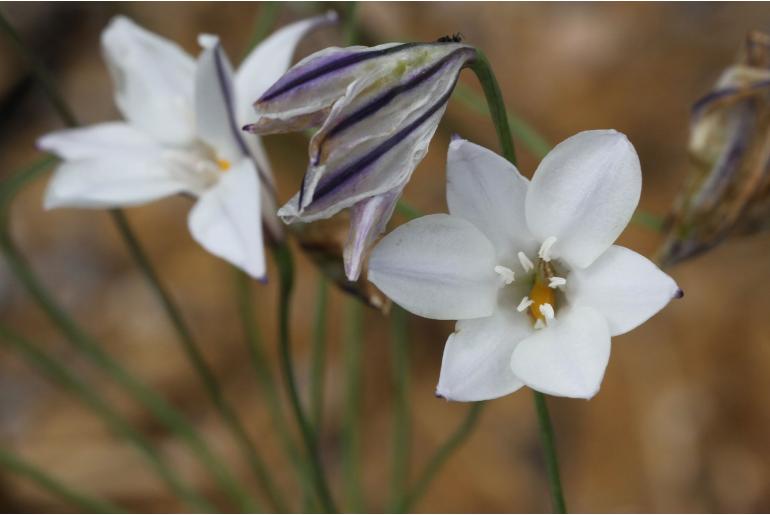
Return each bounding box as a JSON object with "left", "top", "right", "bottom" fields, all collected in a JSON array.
[
  {"left": 538, "top": 237, "right": 557, "bottom": 262},
  {"left": 548, "top": 276, "right": 566, "bottom": 289},
  {"left": 539, "top": 303, "right": 555, "bottom": 323},
  {"left": 494, "top": 265, "right": 515, "bottom": 285},
  {"left": 516, "top": 296, "right": 533, "bottom": 312},
  {"left": 518, "top": 251, "right": 534, "bottom": 272}
]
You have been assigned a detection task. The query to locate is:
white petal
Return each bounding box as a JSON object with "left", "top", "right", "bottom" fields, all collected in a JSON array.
[
  {"left": 195, "top": 35, "right": 243, "bottom": 163},
  {"left": 525, "top": 130, "right": 641, "bottom": 269},
  {"left": 37, "top": 122, "right": 157, "bottom": 159},
  {"left": 234, "top": 12, "right": 338, "bottom": 127},
  {"left": 436, "top": 310, "right": 529, "bottom": 402},
  {"left": 511, "top": 306, "right": 610, "bottom": 399},
  {"left": 102, "top": 16, "right": 196, "bottom": 144},
  {"left": 567, "top": 245, "right": 681, "bottom": 336},
  {"left": 368, "top": 214, "right": 499, "bottom": 320},
  {"left": 446, "top": 138, "right": 537, "bottom": 261},
  {"left": 42, "top": 130, "right": 189, "bottom": 209},
  {"left": 188, "top": 159, "right": 265, "bottom": 279}
]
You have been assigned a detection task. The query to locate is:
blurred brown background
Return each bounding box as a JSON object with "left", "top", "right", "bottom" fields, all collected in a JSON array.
[{"left": 2, "top": 1, "right": 770, "bottom": 512}]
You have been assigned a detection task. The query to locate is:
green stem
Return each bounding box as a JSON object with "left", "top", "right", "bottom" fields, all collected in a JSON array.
[
  {"left": 388, "top": 307, "right": 410, "bottom": 512},
  {"left": 234, "top": 268, "right": 315, "bottom": 512},
  {"left": 272, "top": 243, "right": 337, "bottom": 513},
  {"left": 111, "top": 211, "right": 281, "bottom": 512},
  {"left": 309, "top": 275, "right": 329, "bottom": 433},
  {"left": 399, "top": 403, "right": 484, "bottom": 512},
  {"left": 533, "top": 392, "right": 567, "bottom": 513},
  {"left": 343, "top": 2, "right": 358, "bottom": 45},
  {"left": 0, "top": 323, "right": 213, "bottom": 512},
  {"left": 469, "top": 48, "right": 568, "bottom": 514},
  {"left": 468, "top": 50, "right": 517, "bottom": 164},
  {"left": 0, "top": 160, "right": 256, "bottom": 513},
  {"left": 0, "top": 446, "right": 124, "bottom": 513},
  {"left": 341, "top": 298, "right": 364, "bottom": 512}
]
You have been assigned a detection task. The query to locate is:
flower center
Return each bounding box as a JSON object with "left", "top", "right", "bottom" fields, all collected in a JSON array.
[
  {"left": 217, "top": 158, "right": 231, "bottom": 172},
  {"left": 495, "top": 237, "right": 567, "bottom": 330}
]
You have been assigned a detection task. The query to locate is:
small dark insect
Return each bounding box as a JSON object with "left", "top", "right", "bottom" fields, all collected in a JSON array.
[{"left": 437, "top": 32, "right": 464, "bottom": 43}]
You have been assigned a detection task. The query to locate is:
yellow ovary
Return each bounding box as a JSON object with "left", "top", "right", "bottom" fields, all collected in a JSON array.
[
  {"left": 217, "top": 159, "right": 231, "bottom": 171},
  {"left": 529, "top": 278, "right": 555, "bottom": 322}
]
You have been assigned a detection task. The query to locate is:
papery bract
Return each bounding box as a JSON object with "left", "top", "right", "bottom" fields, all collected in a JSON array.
[
  {"left": 38, "top": 13, "right": 335, "bottom": 279},
  {"left": 245, "top": 41, "right": 477, "bottom": 280},
  {"left": 368, "top": 132, "right": 681, "bottom": 401}
]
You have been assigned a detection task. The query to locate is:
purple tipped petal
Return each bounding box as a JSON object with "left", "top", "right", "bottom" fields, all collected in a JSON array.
[{"left": 343, "top": 185, "right": 404, "bottom": 281}]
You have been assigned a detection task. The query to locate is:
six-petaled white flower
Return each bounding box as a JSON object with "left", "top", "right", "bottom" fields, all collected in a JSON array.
[
  {"left": 368, "top": 131, "right": 682, "bottom": 400},
  {"left": 37, "top": 14, "right": 335, "bottom": 279}
]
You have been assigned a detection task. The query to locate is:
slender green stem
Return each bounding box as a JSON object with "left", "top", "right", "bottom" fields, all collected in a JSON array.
[
  {"left": 533, "top": 392, "right": 567, "bottom": 513},
  {"left": 399, "top": 403, "right": 484, "bottom": 512},
  {"left": 0, "top": 161, "right": 256, "bottom": 513},
  {"left": 234, "top": 268, "right": 315, "bottom": 512},
  {"left": 111, "top": 211, "right": 281, "bottom": 512},
  {"left": 341, "top": 298, "right": 365, "bottom": 512},
  {"left": 468, "top": 50, "right": 517, "bottom": 164},
  {"left": 309, "top": 275, "right": 329, "bottom": 433},
  {"left": 272, "top": 243, "right": 337, "bottom": 513},
  {"left": 242, "top": 1, "right": 281, "bottom": 58},
  {"left": 0, "top": 446, "right": 124, "bottom": 513},
  {"left": 388, "top": 307, "right": 410, "bottom": 512},
  {"left": 0, "top": 9, "right": 77, "bottom": 127},
  {"left": 0, "top": 323, "right": 213, "bottom": 512},
  {"left": 469, "top": 48, "right": 568, "bottom": 514},
  {"left": 343, "top": 2, "right": 358, "bottom": 45}
]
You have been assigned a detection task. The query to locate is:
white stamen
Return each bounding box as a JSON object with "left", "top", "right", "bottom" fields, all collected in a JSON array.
[
  {"left": 516, "top": 296, "right": 533, "bottom": 312},
  {"left": 538, "top": 236, "right": 557, "bottom": 262},
  {"left": 534, "top": 319, "right": 546, "bottom": 330},
  {"left": 494, "top": 265, "right": 515, "bottom": 285},
  {"left": 548, "top": 276, "right": 566, "bottom": 289},
  {"left": 539, "top": 303, "right": 555, "bottom": 324},
  {"left": 518, "top": 251, "right": 534, "bottom": 272}
]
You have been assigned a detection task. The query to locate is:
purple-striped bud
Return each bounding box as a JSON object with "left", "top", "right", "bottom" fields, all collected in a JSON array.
[
  {"left": 660, "top": 31, "right": 770, "bottom": 266},
  {"left": 244, "top": 41, "right": 477, "bottom": 280}
]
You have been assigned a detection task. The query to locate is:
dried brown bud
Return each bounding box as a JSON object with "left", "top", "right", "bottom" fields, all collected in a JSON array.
[{"left": 660, "top": 31, "right": 770, "bottom": 266}]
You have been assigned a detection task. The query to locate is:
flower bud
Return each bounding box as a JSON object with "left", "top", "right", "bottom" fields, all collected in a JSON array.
[
  {"left": 660, "top": 31, "right": 770, "bottom": 266},
  {"left": 245, "top": 40, "right": 477, "bottom": 279}
]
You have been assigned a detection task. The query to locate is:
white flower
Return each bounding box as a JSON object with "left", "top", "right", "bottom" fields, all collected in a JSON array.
[
  {"left": 37, "top": 14, "right": 335, "bottom": 279},
  {"left": 368, "top": 131, "right": 682, "bottom": 400}
]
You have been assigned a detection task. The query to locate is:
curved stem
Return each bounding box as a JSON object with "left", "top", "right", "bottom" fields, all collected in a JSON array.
[
  {"left": 235, "top": 268, "right": 314, "bottom": 511},
  {"left": 341, "top": 298, "right": 364, "bottom": 512},
  {"left": 388, "top": 307, "right": 411, "bottom": 512},
  {"left": 0, "top": 160, "right": 256, "bottom": 512},
  {"left": 0, "top": 323, "right": 213, "bottom": 513},
  {"left": 0, "top": 446, "right": 124, "bottom": 513},
  {"left": 399, "top": 403, "right": 484, "bottom": 512},
  {"left": 469, "top": 48, "right": 568, "bottom": 514},
  {"left": 309, "top": 275, "right": 329, "bottom": 433},
  {"left": 272, "top": 243, "right": 337, "bottom": 513},
  {"left": 533, "top": 392, "right": 567, "bottom": 513}
]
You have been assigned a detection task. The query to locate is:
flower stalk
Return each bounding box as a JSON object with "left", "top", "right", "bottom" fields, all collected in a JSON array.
[
  {"left": 468, "top": 47, "right": 568, "bottom": 513},
  {"left": 272, "top": 242, "right": 337, "bottom": 513}
]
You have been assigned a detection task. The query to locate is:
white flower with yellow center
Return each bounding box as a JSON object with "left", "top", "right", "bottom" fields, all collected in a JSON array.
[
  {"left": 37, "top": 14, "right": 335, "bottom": 279},
  {"left": 369, "top": 131, "right": 682, "bottom": 400}
]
